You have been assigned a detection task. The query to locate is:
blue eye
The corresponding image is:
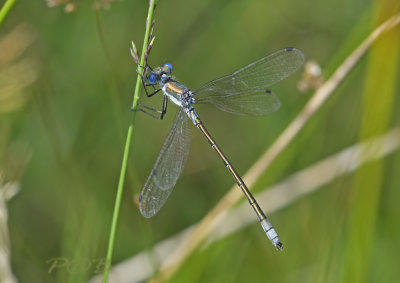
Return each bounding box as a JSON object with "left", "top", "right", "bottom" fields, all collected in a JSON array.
[
  {"left": 163, "top": 63, "right": 173, "bottom": 72},
  {"left": 148, "top": 72, "right": 157, "bottom": 84}
]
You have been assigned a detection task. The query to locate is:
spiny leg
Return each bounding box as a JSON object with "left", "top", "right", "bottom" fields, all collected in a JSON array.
[
  {"left": 132, "top": 94, "right": 168, "bottom": 120},
  {"left": 133, "top": 63, "right": 168, "bottom": 119}
]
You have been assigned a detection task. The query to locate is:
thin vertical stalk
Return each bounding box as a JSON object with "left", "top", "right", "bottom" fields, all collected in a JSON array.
[
  {"left": 0, "top": 0, "right": 18, "bottom": 27},
  {"left": 102, "top": 1, "right": 157, "bottom": 282}
]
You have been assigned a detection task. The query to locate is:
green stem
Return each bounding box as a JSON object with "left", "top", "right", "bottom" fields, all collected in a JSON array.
[
  {"left": 102, "top": 1, "right": 157, "bottom": 282},
  {"left": 0, "top": 0, "right": 18, "bottom": 27}
]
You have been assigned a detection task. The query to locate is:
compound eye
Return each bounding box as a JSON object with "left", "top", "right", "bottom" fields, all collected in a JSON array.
[
  {"left": 163, "top": 63, "right": 173, "bottom": 73},
  {"left": 148, "top": 72, "right": 157, "bottom": 84}
]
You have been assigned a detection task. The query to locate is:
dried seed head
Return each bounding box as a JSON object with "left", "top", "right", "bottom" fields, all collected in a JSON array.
[
  {"left": 149, "top": 36, "right": 156, "bottom": 49},
  {"left": 64, "top": 3, "right": 76, "bottom": 13},
  {"left": 45, "top": 0, "right": 68, "bottom": 8},
  {"left": 93, "top": 0, "right": 121, "bottom": 11},
  {"left": 130, "top": 41, "right": 139, "bottom": 64},
  {"left": 297, "top": 60, "right": 324, "bottom": 92},
  {"left": 143, "top": 21, "right": 156, "bottom": 65},
  {"left": 150, "top": 20, "right": 155, "bottom": 37}
]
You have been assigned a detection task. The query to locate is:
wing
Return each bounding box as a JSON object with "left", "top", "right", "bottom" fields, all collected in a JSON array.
[
  {"left": 195, "top": 90, "right": 281, "bottom": 116},
  {"left": 139, "top": 108, "right": 191, "bottom": 218},
  {"left": 193, "top": 48, "right": 304, "bottom": 116}
]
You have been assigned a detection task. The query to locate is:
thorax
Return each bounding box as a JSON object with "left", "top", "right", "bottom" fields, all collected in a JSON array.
[
  {"left": 160, "top": 78, "right": 200, "bottom": 125},
  {"left": 162, "top": 80, "right": 192, "bottom": 107}
]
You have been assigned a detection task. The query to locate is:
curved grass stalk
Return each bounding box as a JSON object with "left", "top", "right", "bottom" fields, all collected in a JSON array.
[
  {"left": 341, "top": 4, "right": 400, "bottom": 282},
  {"left": 102, "top": 1, "right": 158, "bottom": 282},
  {"left": 0, "top": 0, "right": 18, "bottom": 27},
  {"left": 150, "top": 12, "right": 400, "bottom": 283},
  {"left": 88, "top": 126, "right": 400, "bottom": 283}
]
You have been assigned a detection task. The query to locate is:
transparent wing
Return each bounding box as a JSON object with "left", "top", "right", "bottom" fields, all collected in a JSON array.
[
  {"left": 139, "top": 108, "right": 191, "bottom": 218},
  {"left": 193, "top": 48, "right": 304, "bottom": 116},
  {"left": 196, "top": 90, "right": 281, "bottom": 116}
]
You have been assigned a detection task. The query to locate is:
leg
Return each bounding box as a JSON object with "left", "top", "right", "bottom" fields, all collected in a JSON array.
[
  {"left": 136, "top": 63, "right": 153, "bottom": 81},
  {"left": 136, "top": 63, "right": 152, "bottom": 75},
  {"left": 137, "top": 66, "right": 161, "bottom": 97},
  {"left": 134, "top": 63, "right": 167, "bottom": 118},
  {"left": 132, "top": 95, "right": 168, "bottom": 120},
  {"left": 143, "top": 86, "right": 162, "bottom": 98},
  {"left": 135, "top": 106, "right": 163, "bottom": 120}
]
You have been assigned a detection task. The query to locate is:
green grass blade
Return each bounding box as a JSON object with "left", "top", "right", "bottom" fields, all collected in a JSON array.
[{"left": 102, "top": 1, "right": 158, "bottom": 282}]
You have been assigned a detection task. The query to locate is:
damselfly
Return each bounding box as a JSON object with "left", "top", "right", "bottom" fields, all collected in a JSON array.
[{"left": 137, "top": 47, "right": 305, "bottom": 250}]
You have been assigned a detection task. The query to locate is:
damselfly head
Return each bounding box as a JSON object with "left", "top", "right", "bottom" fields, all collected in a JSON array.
[{"left": 148, "top": 63, "right": 173, "bottom": 84}]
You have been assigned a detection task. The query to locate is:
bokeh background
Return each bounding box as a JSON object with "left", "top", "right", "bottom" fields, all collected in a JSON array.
[{"left": 1, "top": 0, "right": 399, "bottom": 282}]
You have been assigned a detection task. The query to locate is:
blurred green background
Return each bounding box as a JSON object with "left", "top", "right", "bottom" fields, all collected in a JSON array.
[{"left": 1, "top": 0, "right": 399, "bottom": 282}]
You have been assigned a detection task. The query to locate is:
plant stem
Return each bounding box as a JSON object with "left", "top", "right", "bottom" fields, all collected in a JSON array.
[
  {"left": 102, "top": 1, "right": 157, "bottom": 282},
  {"left": 0, "top": 0, "right": 18, "bottom": 27}
]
